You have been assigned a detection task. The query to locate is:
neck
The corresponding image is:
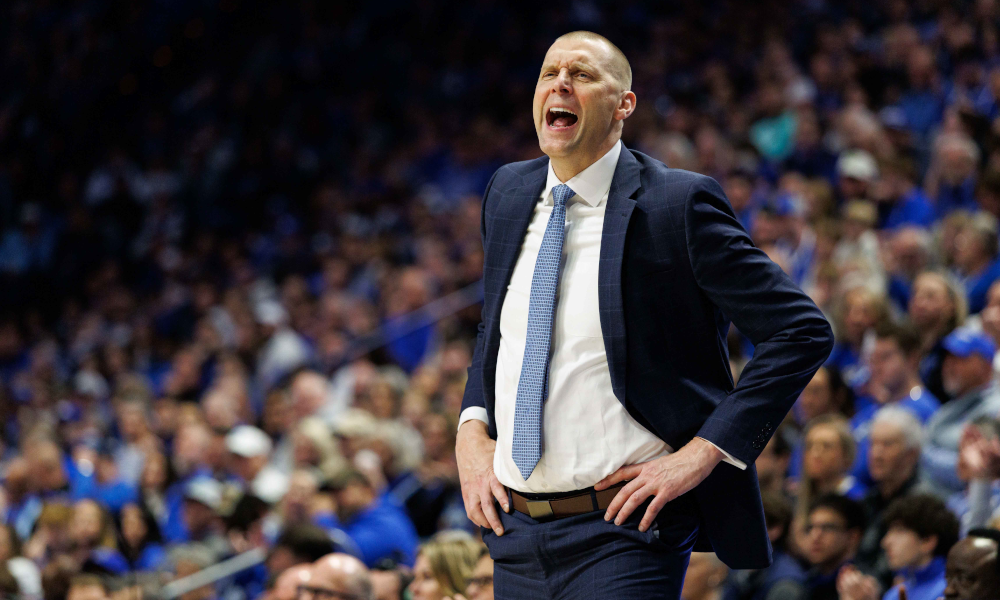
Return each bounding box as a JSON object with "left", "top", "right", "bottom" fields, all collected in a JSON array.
[
  {"left": 878, "top": 470, "right": 911, "bottom": 499},
  {"left": 908, "top": 554, "right": 935, "bottom": 573},
  {"left": 549, "top": 136, "right": 619, "bottom": 182}
]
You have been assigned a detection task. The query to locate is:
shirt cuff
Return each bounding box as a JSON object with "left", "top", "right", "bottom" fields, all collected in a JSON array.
[
  {"left": 458, "top": 407, "right": 489, "bottom": 431},
  {"left": 696, "top": 437, "right": 747, "bottom": 470}
]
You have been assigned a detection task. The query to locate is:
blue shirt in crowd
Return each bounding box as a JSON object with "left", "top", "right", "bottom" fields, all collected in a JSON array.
[
  {"left": 339, "top": 498, "right": 419, "bottom": 568},
  {"left": 883, "top": 556, "right": 946, "bottom": 600}
]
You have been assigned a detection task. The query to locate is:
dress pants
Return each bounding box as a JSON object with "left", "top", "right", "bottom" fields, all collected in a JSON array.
[{"left": 482, "top": 492, "right": 700, "bottom": 600}]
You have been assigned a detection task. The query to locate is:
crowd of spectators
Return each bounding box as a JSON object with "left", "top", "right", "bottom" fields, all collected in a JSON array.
[{"left": 4, "top": 0, "right": 1000, "bottom": 599}]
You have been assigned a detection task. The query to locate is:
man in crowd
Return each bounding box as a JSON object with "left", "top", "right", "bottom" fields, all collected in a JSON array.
[
  {"left": 943, "top": 528, "right": 1000, "bottom": 599},
  {"left": 225, "top": 425, "right": 289, "bottom": 504},
  {"left": 856, "top": 407, "right": 930, "bottom": 579},
  {"left": 923, "top": 327, "right": 1000, "bottom": 492},
  {"left": 721, "top": 492, "right": 806, "bottom": 600},
  {"left": 330, "top": 470, "right": 418, "bottom": 568},
  {"left": 181, "top": 477, "right": 229, "bottom": 560},
  {"left": 801, "top": 494, "right": 865, "bottom": 600},
  {"left": 298, "top": 553, "right": 374, "bottom": 600}
]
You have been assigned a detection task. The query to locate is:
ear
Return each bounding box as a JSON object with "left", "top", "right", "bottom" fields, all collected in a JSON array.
[
  {"left": 919, "top": 534, "right": 938, "bottom": 557},
  {"left": 616, "top": 91, "right": 637, "bottom": 121}
]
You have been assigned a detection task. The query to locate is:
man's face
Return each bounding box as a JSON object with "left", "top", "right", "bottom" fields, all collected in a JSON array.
[
  {"left": 945, "top": 537, "right": 1000, "bottom": 600},
  {"left": 868, "top": 338, "right": 909, "bottom": 394},
  {"left": 942, "top": 353, "right": 990, "bottom": 398},
  {"left": 799, "top": 369, "right": 834, "bottom": 421},
  {"left": 533, "top": 37, "right": 629, "bottom": 161},
  {"left": 881, "top": 525, "right": 933, "bottom": 571},
  {"left": 868, "top": 421, "right": 916, "bottom": 484},
  {"left": 803, "top": 508, "right": 857, "bottom": 571}
]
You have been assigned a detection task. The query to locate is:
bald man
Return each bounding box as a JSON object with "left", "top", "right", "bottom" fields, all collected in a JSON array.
[
  {"left": 267, "top": 564, "right": 312, "bottom": 600},
  {"left": 297, "top": 553, "right": 373, "bottom": 600},
  {"left": 945, "top": 529, "right": 1000, "bottom": 600},
  {"left": 457, "top": 30, "right": 833, "bottom": 599}
]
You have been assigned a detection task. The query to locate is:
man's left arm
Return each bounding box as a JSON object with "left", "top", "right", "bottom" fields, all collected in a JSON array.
[
  {"left": 599, "top": 174, "right": 833, "bottom": 530},
  {"left": 685, "top": 175, "right": 834, "bottom": 463}
]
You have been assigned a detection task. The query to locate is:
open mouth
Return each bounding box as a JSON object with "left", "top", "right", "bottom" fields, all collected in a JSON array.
[{"left": 546, "top": 107, "right": 579, "bottom": 129}]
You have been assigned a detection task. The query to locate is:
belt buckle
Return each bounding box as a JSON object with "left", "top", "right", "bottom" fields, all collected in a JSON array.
[{"left": 525, "top": 500, "right": 554, "bottom": 519}]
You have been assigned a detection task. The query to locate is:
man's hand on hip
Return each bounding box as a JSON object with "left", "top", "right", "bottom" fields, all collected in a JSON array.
[
  {"left": 456, "top": 419, "right": 509, "bottom": 535},
  {"left": 595, "top": 437, "right": 724, "bottom": 532}
]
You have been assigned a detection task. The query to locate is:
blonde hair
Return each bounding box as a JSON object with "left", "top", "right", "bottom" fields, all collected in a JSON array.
[
  {"left": 416, "top": 531, "right": 486, "bottom": 596},
  {"left": 796, "top": 414, "right": 857, "bottom": 521}
]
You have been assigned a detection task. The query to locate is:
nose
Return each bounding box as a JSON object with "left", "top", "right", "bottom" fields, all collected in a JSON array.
[{"left": 554, "top": 68, "right": 573, "bottom": 94}]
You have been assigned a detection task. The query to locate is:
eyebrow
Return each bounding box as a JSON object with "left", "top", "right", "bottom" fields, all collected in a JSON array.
[{"left": 541, "top": 61, "right": 599, "bottom": 74}]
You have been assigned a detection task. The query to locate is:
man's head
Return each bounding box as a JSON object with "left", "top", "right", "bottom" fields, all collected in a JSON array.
[
  {"left": 226, "top": 425, "right": 273, "bottom": 482},
  {"left": 941, "top": 327, "right": 996, "bottom": 398},
  {"left": 299, "top": 553, "right": 373, "bottom": 600},
  {"left": 868, "top": 323, "right": 922, "bottom": 396},
  {"left": 881, "top": 494, "right": 960, "bottom": 572},
  {"left": 182, "top": 477, "right": 222, "bottom": 538},
  {"left": 945, "top": 529, "right": 1000, "bottom": 600},
  {"left": 66, "top": 575, "right": 108, "bottom": 600},
  {"left": 266, "top": 524, "right": 336, "bottom": 576},
  {"left": 755, "top": 427, "right": 792, "bottom": 493},
  {"left": 534, "top": 31, "right": 635, "bottom": 176},
  {"left": 270, "top": 564, "right": 311, "bottom": 600},
  {"left": 332, "top": 470, "right": 377, "bottom": 522},
  {"left": 802, "top": 494, "right": 865, "bottom": 573},
  {"left": 867, "top": 406, "right": 922, "bottom": 488}
]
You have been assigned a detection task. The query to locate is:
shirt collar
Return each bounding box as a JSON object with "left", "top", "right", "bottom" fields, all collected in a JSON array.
[{"left": 541, "top": 140, "right": 622, "bottom": 207}]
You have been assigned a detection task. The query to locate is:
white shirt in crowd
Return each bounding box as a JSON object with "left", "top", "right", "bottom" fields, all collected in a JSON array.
[{"left": 460, "top": 141, "right": 744, "bottom": 493}]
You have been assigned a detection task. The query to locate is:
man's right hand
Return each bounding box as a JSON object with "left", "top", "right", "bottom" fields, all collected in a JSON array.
[{"left": 456, "top": 419, "right": 509, "bottom": 535}]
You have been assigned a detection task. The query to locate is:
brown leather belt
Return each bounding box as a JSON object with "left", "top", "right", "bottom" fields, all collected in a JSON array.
[{"left": 509, "top": 481, "right": 627, "bottom": 520}]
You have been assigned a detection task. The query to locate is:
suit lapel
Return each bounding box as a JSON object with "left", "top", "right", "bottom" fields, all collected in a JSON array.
[{"left": 600, "top": 147, "right": 640, "bottom": 403}]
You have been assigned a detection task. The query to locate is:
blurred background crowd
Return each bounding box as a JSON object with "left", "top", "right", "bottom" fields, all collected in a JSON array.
[{"left": 4, "top": 0, "right": 1000, "bottom": 599}]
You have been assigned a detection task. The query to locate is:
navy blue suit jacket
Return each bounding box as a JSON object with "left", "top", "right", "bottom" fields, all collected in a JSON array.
[{"left": 461, "top": 146, "right": 834, "bottom": 568}]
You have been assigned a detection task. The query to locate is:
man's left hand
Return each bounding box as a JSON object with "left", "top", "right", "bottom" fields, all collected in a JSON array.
[{"left": 595, "top": 437, "right": 724, "bottom": 532}]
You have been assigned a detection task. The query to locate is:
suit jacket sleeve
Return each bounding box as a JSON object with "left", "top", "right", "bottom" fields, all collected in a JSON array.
[
  {"left": 460, "top": 168, "right": 502, "bottom": 417},
  {"left": 685, "top": 175, "right": 834, "bottom": 465}
]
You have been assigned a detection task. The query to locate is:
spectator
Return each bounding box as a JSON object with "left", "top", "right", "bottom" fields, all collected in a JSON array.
[
  {"left": 796, "top": 414, "right": 865, "bottom": 536},
  {"left": 801, "top": 494, "right": 865, "bottom": 600},
  {"left": 942, "top": 528, "right": 1000, "bottom": 599},
  {"left": 300, "top": 553, "right": 374, "bottom": 600},
  {"left": 953, "top": 213, "right": 1000, "bottom": 314},
  {"left": 851, "top": 323, "right": 940, "bottom": 480},
  {"left": 330, "top": 470, "right": 418, "bottom": 568},
  {"left": 117, "top": 501, "right": 166, "bottom": 572},
  {"left": 0, "top": 523, "right": 41, "bottom": 597},
  {"left": 722, "top": 492, "right": 806, "bottom": 600},
  {"left": 459, "top": 551, "right": 494, "bottom": 600},
  {"left": 880, "top": 495, "right": 958, "bottom": 600},
  {"left": 873, "top": 156, "right": 935, "bottom": 230},
  {"left": 66, "top": 574, "right": 108, "bottom": 600},
  {"left": 265, "top": 524, "right": 337, "bottom": 579},
  {"left": 180, "top": 477, "right": 228, "bottom": 560},
  {"left": 827, "top": 287, "right": 889, "bottom": 391},
  {"left": 909, "top": 271, "right": 968, "bottom": 402},
  {"left": 267, "top": 563, "right": 311, "bottom": 600},
  {"left": 225, "top": 425, "right": 290, "bottom": 505},
  {"left": 682, "top": 553, "right": 729, "bottom": 600},
  {"left": 68, "top": 499, "right": 129, "bottom": 576},
  {"left": 755, "top": 427, "right": 794, "bottom": 498},
  {"left": 922, "top": 327, "right": 1000, "bottom": 492},
  {"left": 856, "top": 407, "right": 930, "bottom": 580},
  {"left": 371, "top": 561, "right": 415, "bottom": 600},
  {"left": 408, "top": 532, "right": 482, "bottom": 600}
]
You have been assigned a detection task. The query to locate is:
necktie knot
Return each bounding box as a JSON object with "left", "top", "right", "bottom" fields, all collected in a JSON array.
[{"left": 552, "top": 184, "right": 575, "bottom": 208}]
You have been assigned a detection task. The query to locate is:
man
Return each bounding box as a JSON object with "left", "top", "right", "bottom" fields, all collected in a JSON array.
[
  {"left": 298, "top": 553, "right": 373, "bottom": 600},
  {"left": 954, "top": 212, "right": 1000, "bottom": 314},
  {"left": 856, "top": 407, "right": 930, "bottom": 580},
  {"left": 922, "top": 327, "right": 1000, "bottom": 492},
  {"left": 66, "top": 575, "right": 108, "bottom": 600},
  {"left": 801, "top": 494, "right": 865, "bottom": 600},
  {"left": 181, "top": 476, "right": 229, "bottom": 560},
  {"left": 943, "top": 528, "right": 1000, "bottom": 599},
  {"left": 329, "top": 470, "right": 418, "bottom": 568},
  {"left": 457, "top": 30, "right": 833, "bottom": 599},
  {"left": 838, "top": 494, "right": 959, "bottom": 600},
  {"left": 225, "top": 425, "right": 289, "bottom": 504},
  {"left": 268, "top": 564, "right": 311, "bottom": 600}
]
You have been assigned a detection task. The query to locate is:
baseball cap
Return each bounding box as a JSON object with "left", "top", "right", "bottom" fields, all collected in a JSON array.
[
  {"left": 836, "top": 149, "right": 879, "bottom": 182},
  {"left": 184, "top": 477, "right": 223, "bottom": 511},
  {"left": 942, "top": 327, "right": 997, "bottom": 361},
  {"left": 225, "top": 425, "right": 273, "bottom": 458}
]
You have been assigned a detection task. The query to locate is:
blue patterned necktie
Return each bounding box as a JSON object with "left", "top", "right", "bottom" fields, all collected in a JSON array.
[{"left": 512, "top": 183, "right": 575, "bottom": 480}]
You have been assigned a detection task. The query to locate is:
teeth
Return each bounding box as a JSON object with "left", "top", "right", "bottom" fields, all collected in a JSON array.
[{"left": 549, "top": 107, "right": 576, "bottom": 116}]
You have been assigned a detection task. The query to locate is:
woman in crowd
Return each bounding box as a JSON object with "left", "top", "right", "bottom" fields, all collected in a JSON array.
[
  {"left": 118, "top": 501, "right": 167, "bottom": 572},
  {"left": 909, "top": 271, "right": 968, "bottom": 402},
  {"left": 408, "top": 531, "right": 484, "bottom": 600}
]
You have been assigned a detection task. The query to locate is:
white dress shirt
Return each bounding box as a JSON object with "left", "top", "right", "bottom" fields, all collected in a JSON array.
[{"left": 460, "top": 141, "right": 744, "bottom": 493}]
